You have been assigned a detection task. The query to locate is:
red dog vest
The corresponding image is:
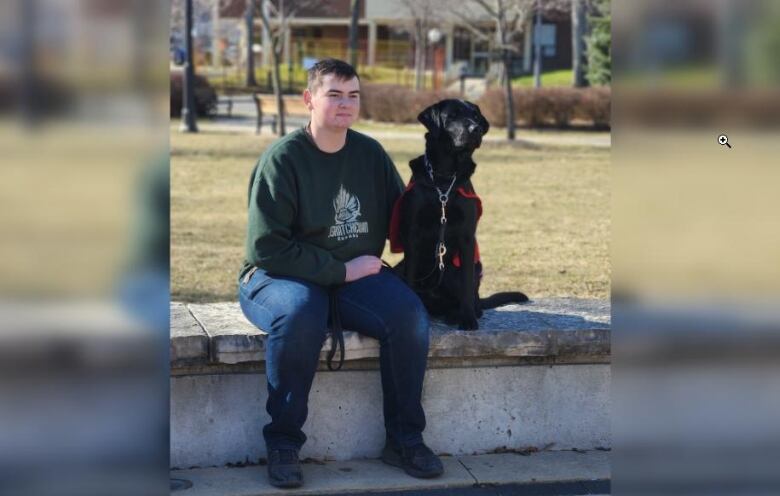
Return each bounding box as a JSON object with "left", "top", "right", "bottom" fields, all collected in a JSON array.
[{"left": 389, "top": 180, "right": 482, "bottom": 267}]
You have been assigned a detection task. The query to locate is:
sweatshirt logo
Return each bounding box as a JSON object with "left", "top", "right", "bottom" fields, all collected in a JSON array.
[{"left": 328, "top": 185, "right": 369, "bottom": 241}]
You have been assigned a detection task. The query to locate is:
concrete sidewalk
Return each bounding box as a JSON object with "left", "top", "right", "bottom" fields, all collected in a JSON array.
[{"left": 171, "top": 449, "right": 610, "bottom": 495}]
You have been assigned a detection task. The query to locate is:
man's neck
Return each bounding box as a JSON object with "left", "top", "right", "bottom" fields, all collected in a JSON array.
[{"left": 308, "top": 122, "right": 348, "bottom": 153}]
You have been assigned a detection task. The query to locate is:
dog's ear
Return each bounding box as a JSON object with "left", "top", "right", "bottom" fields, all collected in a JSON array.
[
  {"left": 418, "top": 102, "right": 443, "bottom": 137},
  {"left": 470, "top": 102, "right": 490, "bottom": 135}
]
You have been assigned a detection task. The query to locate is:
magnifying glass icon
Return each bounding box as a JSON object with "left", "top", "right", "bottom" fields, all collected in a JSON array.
[{"left": 718, "top": 134, "right": 732, "bottom": 148}]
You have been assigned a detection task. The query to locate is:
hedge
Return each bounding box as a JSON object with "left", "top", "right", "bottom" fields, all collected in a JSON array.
[
  {"left": 359, "top": 83, "right": 610, "bottom": 129},
  {"left": 478, "top": 86, "right": 611, "bottom": 129}
]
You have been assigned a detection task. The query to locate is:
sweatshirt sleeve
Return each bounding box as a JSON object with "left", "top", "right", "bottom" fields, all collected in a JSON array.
[
  {"left": 382, "top": 151, "right": 405, "bottom": 239},
  {"left": 245, "top": 155, "right": 346, "bottom": 286}
]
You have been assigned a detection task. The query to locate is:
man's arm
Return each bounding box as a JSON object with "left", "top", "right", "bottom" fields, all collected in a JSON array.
[{"left": 245, "top": 157, "right": 346, "bottom": 286}]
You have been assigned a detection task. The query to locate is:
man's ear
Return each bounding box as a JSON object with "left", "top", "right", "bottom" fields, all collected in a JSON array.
[
  {"left": 417, "top": 102, "right": 442, "bottom": 137},
  {"left": 303, "top": 88, "right": 313, "bottom": 111}
]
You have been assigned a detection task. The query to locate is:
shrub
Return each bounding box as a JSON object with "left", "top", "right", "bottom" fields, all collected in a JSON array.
[
  {"left": 478, "top": 89, "right": 508, "bottom": 128},
  {"left": 170, "top": 70, "right": 217, "bottom": 118},
  {"left": 360, "top": 84, "right": 458, "bottom": 124},
  {"left": 478, "top": 86, "right": 611, "bottom": 129},
  {"left": 575, "top": 86, "right": 611, "bottom": 128}
]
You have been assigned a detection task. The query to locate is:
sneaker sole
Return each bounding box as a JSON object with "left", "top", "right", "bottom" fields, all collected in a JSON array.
[{"left": 269, "top": 477, "right": 303, "bottom": 489}]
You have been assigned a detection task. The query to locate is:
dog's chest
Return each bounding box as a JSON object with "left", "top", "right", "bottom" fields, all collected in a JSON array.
[{"left": 406, "top": 188, "right": 475, "bottom": 233}]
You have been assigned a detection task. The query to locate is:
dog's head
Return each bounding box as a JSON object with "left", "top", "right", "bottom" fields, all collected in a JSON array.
[{"left": 418, "top": 99, "right": 490, "bottom": 151}]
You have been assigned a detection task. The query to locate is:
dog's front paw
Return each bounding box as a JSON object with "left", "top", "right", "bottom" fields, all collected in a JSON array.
[{"left": 458, "top": 315, "right": 479, "bottom": 331}]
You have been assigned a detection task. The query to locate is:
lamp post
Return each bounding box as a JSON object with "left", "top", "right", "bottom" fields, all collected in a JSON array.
[
  {"left": 180, "top": 0, "right": 198, "bottom": 132},
  {"left": 427, "top": 28, "right": 442, "bottom": 91}
]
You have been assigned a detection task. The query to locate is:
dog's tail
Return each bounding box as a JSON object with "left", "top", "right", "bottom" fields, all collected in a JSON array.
[{"left": 479, "top": 292, "right": 529, "bottom": 309}]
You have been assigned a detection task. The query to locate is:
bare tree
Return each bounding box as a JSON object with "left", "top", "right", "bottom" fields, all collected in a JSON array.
[
  {"left": 399, "top": 0, "right": 442, "bottom": 91},
  {"left": 259, "top": 0, "right": 331, "bottom": 136},
  {"left": 455, "top": 0, "right": 569, "bottom": 139},
  {"left": 454, "top": 0, "right": 536, "bottom": 139}
]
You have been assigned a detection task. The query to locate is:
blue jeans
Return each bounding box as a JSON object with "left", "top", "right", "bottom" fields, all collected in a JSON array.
[{"left": 238, "top": 265, "right": 431, "bottom": 452}]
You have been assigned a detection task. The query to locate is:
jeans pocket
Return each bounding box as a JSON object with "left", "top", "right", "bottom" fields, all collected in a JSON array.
[
  {"left": 239, "top": 291, "right": 276, "bottom": 332},
  {"left": 239, "top": 267, "right": 274, "bottom": 301}
]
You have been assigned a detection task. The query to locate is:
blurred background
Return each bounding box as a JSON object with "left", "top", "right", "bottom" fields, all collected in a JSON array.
[
  {"left": 611, "top": 0, "right": 780, "bottom": 494},
  {"left": 0, "top": 0, "right": 169, "bottom": 495}
]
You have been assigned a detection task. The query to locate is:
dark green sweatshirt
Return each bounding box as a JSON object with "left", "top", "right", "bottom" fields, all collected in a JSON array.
[{"left": 240, "top": 127, "right": 405, "bottom": 287}]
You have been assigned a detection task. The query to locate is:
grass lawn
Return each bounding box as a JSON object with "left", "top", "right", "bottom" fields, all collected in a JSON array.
[
  {"left": 171, "top": 127, "right": 609, "bottom": 302},
  {"left": 512, "top": 69, "right": 573, "bottom": 87}
]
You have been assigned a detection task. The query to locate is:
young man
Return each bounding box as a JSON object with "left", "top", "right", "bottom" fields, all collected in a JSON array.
[{"left": 239, "top": 59, "right": 443, "bottom": 488}]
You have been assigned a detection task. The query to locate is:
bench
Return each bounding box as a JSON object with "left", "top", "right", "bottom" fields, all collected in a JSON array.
[
  {"left": 215, "top": 97, "right": 233, "bottom": 118},
  {"left": 252, "top": 93, "right": 309, "bottom": 134},
  {"left": 170, "top": 298, "right": 610, "bottom": 468}
]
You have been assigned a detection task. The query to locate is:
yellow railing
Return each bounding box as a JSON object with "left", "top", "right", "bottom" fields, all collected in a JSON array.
[{"left": 290, "top": 37, "right": 411, "bottom": 69}]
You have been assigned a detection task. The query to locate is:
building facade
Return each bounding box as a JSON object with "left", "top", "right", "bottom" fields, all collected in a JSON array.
[{"left": 207, "top": 0, "right": 573, "bottom": 78}]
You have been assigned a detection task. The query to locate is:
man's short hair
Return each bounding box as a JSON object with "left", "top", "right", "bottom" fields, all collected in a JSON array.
[{"left": 307, "top": 58, "right": 359, "bottom": 93}]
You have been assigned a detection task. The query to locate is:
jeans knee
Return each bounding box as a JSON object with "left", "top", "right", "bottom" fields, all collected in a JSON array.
[
  {"left": 242, "top": 280, "right": 329, "bottom": 345},
  {"left": 274, "top": 299, "right": 328, "bottom": 343}
]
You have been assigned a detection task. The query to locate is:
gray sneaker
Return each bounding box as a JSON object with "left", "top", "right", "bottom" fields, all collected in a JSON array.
[{"left": 267, "top": 448, "right": 303, "bottom": 488}]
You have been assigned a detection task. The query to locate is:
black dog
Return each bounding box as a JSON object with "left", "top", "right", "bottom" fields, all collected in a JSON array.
[{"left": 389, "top": 99, "right": 528, "bottom": 330}]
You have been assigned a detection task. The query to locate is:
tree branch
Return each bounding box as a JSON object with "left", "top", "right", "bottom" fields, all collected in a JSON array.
[
  {"left": 451, "top": 10, "right": 492, "bottom": 42},
  {"left": 472, "top": 0, "right": 500, "bottom": 19}
]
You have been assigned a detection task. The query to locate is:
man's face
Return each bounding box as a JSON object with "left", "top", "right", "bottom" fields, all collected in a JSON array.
[{"left": 304, "top": 74, "right": 360, "bottom": 130}]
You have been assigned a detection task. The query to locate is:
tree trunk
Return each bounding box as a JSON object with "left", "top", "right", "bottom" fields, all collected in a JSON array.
[
  {"left": 571, "top": 0, "right": 587, "bottom": 87},
  {"left": 414, "top": 22, "right": 426, "bottom": 91},
  {"left": 245, "top": 0, "right": 257, "bottom": 87},
  {"left": 271, "top": 47, "right": 286, "bottom": 136},
  {"left": 496, "top": 9, "right": 515, "bottom": 141},
  {"left": 533, "top": 0, "right": 542, "bottom": 88},
  {"left": 503, "top": 51, "right": 515, "bottom": 140},
  {"left": 181, "top": 0, "right": 198, "bottom": 132},
  {"left": 495, "top": 20, "right": 506, "bottom": 88},
  {"left": 260, "top": 0, "right": 285, "bottom": 135},
  {"left": 348, "top": 0, "right": 360, "bottom": 67}
]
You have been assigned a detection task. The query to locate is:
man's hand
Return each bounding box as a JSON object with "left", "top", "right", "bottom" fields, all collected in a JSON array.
[{"left": 344, "top": 255, "right": 382, "bottom": 282}]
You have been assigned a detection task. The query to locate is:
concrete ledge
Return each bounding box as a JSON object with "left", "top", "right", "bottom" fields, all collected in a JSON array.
[
  {"left": 170, "top": 298, "right": 611, "bottom": 467},
  {"left": 171, "top": 303, "right": 209, "bottom": 365},
  {"left": 171, "top": 363, "right": 611, "bottom": 467},
  {"left": 171, "top": 298, "right": 610, "bottom": 370}
]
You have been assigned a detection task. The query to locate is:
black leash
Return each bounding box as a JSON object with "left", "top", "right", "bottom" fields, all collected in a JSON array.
[
  {"left": 326, "top": 262, "right": 396, "bottom": 371},
  {"left": 326, "top": 285, "right": 345, "bottom": 371}
]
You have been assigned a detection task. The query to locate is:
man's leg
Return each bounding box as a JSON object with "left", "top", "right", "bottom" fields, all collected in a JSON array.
[
  {"left": 238, "top": 269, "right": 329, "bottom": 451},
  {"left": 337, "top": 267, "right": 430, "bottom": 448}
]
